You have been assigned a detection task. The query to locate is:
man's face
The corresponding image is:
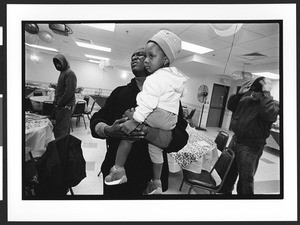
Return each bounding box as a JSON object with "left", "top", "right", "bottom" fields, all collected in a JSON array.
[
  {"left": 54, "top": 59, "right": 62, "bottom": 71},
  {"left": 131, "top": 48, "right": 149, "bottom": 77}
]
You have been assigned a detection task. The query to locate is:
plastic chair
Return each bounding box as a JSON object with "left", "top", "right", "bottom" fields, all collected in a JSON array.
[
  {"left": 214, "top": 131, "right": 229, "bottom": 152},
  {"left": 25, "top": 97, "right": 35, "bottom": 112},
  {"left": 33, "top": 91, "right": 43, "bottom": 96},
  {"left": 42, "top": 101, "right": 55, "bottom": 118},
  {"left": 185, "top": 108, "right": 196, "bottom": 126},
  {"left": 179, "top": 147, "right": 235, "bottom": 194},
  {"left": 70, "top": 101, "right": 87, "bottom": 131},
  {"left": 84, "top": 101, "right": 96, "bottom": 120}
]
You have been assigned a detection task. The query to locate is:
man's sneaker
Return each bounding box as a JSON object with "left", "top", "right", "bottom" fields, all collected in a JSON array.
[
  {"left": 143, "top": 179, "right": 162, "bottom": 195},
  {"left": 104, "top": 166, "right": 127, "bottom": 185}
]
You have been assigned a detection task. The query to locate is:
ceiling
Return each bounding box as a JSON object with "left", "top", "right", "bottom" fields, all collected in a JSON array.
[{"left": 25, "top": 22, "right": 280, "bottom": 79}]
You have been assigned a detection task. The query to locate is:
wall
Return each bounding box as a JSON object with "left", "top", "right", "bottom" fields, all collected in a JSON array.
[
  {"left": 26, "top": 50, "right": 280, "bottom": 129},
  {"left": 25, "top": 50, "right": 134, "bottom": 92}
]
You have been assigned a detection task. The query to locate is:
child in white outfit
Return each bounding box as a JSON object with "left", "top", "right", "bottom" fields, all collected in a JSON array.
[{"left": 105, "top": 30, "right": 189, "bottom": 194}]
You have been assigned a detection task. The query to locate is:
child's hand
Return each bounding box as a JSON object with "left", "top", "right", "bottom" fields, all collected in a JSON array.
[
  {"left": 121, "top": 119, "right": 140, "bottom": 134},
  {"left": 123, "top": 108, "right": 135, "bottom": 120}
]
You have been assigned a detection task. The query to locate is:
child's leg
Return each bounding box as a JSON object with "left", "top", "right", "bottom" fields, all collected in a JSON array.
[
  {"left": 104, "top": 140, "right": 132, "bottom": 185},
  {"left": 144, "top": 143, "right": 163, "bottom": 194},
  {"left": 115, "top": 140, "right": 132, "bottom": 168}
]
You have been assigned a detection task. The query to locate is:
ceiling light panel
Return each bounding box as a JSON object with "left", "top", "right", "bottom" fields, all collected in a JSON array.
[
  {"left": 25, "top": 43, "right": 58, "bottom": 52},
  {"left": 85, "top": 54, "right": 109, "bottom": 61},
  {"left": 83, "top": 23, "right": 115, "bottom": 32},
  {"left": 182, "top": 41, "right": 214, "bottom": 54},
  {"left": 76, "top": 41, "right": 111, "bottom": 52}
]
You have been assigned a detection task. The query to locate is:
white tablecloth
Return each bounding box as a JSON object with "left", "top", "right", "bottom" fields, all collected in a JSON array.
[
  {"left": 168, "top": 125, "right": 218, "bottom": 173},
  {"left": 25, "top": 113, "right": 54, "bottom": 159},
  {"left": 30, "top": 96, "right": 85, "bottom": 111}
]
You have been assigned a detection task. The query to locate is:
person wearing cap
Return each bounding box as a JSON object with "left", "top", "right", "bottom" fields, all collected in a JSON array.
[
  {"left": 104, "top": 30, "right": 189, "bottom": 194},
  {"left": 90, "top": 47, "right": 188, "bottom": 197},
  {"left": 221, "top": 76, "right": 279, "bottom": 195},
  {"left": 52, "top": 54, "right": 77, "bottom": 139}
]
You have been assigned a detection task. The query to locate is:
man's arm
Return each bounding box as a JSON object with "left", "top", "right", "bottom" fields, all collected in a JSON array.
[{"left": 57, "top": 72, "right": 77, "bottom": 107}]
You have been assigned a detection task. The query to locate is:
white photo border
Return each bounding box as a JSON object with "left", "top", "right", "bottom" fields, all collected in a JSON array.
[{"left": 7, "top": 4, "right": 297, "bottom": 222}]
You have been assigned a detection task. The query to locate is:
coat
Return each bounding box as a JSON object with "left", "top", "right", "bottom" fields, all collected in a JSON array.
[{"left": 35, "top": 134, "right": 86, "bottom": 198}]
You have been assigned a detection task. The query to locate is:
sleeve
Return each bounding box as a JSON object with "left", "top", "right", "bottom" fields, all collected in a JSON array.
[
  {"left": 133, "top": 74, "right": 163, "bottom": 123},
  {"left": 259, "top": 92, "right": 280, "bottom": 122},
  {"left": 227, "top": 93, "right": 243, "bottom": 112},
  {"left": 90, "top": 88, "right": 119, "bottom": 139},
  {"left": 57, "top": 72, "right": 77, "bottom": 107}
]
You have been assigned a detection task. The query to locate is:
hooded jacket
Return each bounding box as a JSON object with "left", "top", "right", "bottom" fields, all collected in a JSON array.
[
  {"left": 134, "top": 67, "right": 189, "bottom": 123},
  {"left": 53, "top": 54, "right": 77, "bottom": 108},
  {"left": 227, "top": 91, "right": 279, "bottom": 147}
]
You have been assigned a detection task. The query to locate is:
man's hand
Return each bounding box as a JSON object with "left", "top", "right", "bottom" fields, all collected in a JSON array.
[
  {"left": 121, "top": 119, "right": 140, "bottom": 134},
  {"left": 260, "top": 78, "right": 272, "bottom": 92},
  {"left": 104, "top": 117, "right": 128, "bottom": 139},
  {"left": 238, "top": 80, "right": 253, "bottom": 94},
  {"left": 123, "top": 108, "right": 135, "bottom": 120}
]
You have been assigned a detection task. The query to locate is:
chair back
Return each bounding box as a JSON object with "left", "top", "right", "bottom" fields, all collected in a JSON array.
[
  {"left": 83, "top": 96, "right": 89, "bottom": 106},
  {"left": 33, "top": 91, "right": 43, "bottom": 96},
  {"left": 186, "top": 108, "right": 196, "bottom": 120},
  {"left": 214, "top": 131, "right": 229, "bottom": 152},
  {"left": 73, "top": 101, "right": 86, "bottom": 115},
  {"left": 25, "top": 97, "right": 34, "bottom": 112},
  {"left": 42, "top": 101, "right": 55, "bottom": 116},
  {"left": 212, "top": 147, "right": 235, "bottom": 182}
]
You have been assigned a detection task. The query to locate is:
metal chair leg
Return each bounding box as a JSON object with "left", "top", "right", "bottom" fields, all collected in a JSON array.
[
  {"left": 82, "top": 115, "right": 87, "bottom": 129},
  {"left": 179, "top": 178, "right": 184, "bottom": 191},
  {"left": 188, "top": 186, "right": 192, "bottom": 194}
]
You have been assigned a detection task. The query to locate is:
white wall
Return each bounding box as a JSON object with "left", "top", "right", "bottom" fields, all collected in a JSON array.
[
  {"left": 25, "top": 50, "right": 134, "bottom": 91},
  {"left": 26, "top": 50, "right": 280, "bottom": 129}
]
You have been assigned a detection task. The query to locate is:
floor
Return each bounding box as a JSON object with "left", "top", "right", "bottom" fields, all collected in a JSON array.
[{"left": 69, "top": 113, "right": 281, "bottom": 196}]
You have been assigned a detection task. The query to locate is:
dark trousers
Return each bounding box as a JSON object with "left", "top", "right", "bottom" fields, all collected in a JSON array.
[
  {"left": 221, "top": 135, "right": 264, "bottom": 195},
  {"left": 54, "top": 107, "right": 73, "bottom": 139}
]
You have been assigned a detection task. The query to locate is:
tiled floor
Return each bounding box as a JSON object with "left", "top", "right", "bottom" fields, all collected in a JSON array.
[{"left": 69, "top": 116, "right": 281, "bottom": 196}]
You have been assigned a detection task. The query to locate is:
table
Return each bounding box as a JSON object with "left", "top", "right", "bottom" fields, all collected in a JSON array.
[
  {"left": 168, "top": 125, "right": 218, "bottom": 174},
  {"left": 30, "top": 96, "right": 85, "bottom": 112},
  {"left": 25, "top": 113, "right": 55, "bottom": 160}
]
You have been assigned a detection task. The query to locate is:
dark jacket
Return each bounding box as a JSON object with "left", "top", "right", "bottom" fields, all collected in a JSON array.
[
  {"left": 53, "top": 54, "right": 77, "bottom": 108},
  {"left": 35, "top": 135, "right": 86, "bottom": 198},
  {"left": 90, "top": 78, "right": 188, "bottom": 197},
  {"left": 227, "top": 91, "right": 279, "bottom": 147}
]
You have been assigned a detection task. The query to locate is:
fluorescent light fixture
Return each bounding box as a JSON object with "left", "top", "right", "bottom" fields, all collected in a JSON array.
[
  {"left": 182, "top": 41, "right": 214, "bottom": 54},
  {"left": 253, "top": 72, "right": 280, "bottom": 80},
  {"left": 76, "top": 41, "right": 111, "bottom": 52},
  {"left": 88, "top": 59, "right": 100, "bottom": 64},
  {"left": 84, "top": 23, "right": 115, "bottom": 32},
  {"left": 85, "top": 54, "right": 109, "bottom": 61},
  {"left": 25, "top": 43, "right": 58, "bottom": 52}
]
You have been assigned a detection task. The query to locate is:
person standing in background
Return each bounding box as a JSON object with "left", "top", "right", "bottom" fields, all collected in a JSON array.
[
  {"left": 52, "top": 54, "right": 77, "bottom": 139},
  {"left": 221, "top": 77, "right": 279, "bottom": 195}
]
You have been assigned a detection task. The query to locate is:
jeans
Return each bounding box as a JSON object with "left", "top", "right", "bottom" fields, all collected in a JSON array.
[
  {"left": 54, "top": 106, "right": 73, "bottom": 139},
  {"left": 221, "top": 135, "right": 264, "bottom": 195}
]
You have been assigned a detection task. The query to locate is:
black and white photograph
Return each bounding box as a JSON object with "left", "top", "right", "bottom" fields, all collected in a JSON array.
[{"left": 5, "top": 3, "right": 297, "bottom": 223}]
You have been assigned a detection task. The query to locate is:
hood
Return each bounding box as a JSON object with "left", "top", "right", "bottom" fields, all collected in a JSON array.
[
  {"left": 53, "top": 54, "right": 70, "bottom": 71},
  {"left": 162, "top": 67, "right": 189, "bottom": 93}
]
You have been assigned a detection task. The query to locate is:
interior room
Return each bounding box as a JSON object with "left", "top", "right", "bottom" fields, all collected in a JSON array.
[{"left": 24, "top": 22, "right": 280, "bottom": 197}]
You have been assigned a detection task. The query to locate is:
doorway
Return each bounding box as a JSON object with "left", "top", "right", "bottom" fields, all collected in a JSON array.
[{"left": 206, "top": 84, "right": 229, "bottom": 128}]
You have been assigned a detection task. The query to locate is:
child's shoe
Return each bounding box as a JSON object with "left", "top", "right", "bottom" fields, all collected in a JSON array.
[
  {"left": 143, "top": 179, "right": 162, "bottom": 195},
  {"left": 104, "top": 165, "right": 127, "bottom": 185}
]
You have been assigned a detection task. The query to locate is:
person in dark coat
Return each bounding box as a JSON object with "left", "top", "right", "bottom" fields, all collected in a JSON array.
[
  {"left": 221, "top": 76, "right": 279, "bottom": 195},
  {"left": 90, "top": 48, "right": 188, "bottom": 198},
  {"left": 52, "top": 54, "right": 77, "bottom": 139}
]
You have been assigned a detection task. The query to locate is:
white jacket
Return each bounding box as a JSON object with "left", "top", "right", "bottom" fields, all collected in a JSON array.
[{"left": 133, "top": 67, "right": 189, "bottom": 123}]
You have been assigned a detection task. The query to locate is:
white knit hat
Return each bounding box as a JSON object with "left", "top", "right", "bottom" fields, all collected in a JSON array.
[{"left": 148, "top": 30, "right": 181, "bottom": 65}]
